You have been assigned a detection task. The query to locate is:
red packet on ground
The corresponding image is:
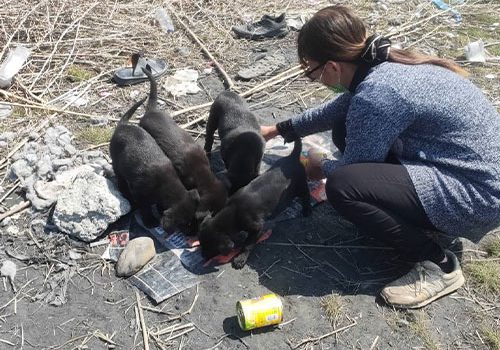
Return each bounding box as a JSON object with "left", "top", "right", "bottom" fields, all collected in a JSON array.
[{"left": 204, "top": 229, "right": 273, "bottom": 266}]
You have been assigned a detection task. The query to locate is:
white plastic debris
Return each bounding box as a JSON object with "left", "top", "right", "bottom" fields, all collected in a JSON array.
[
  {"left": 0, "top": 103, "right": 13, "bottom": 119},
  {"left": 68, "top": 249, "right": 83, "bottom": 260},
  {"left": 1, "top": 260, "right": 17, "bottom": 292},
  {"left": 464, "top": 40, "right": 486, "bottom": 63},
  {"left": 0, "top": 260, "right": 16, "bottom": 279},
  {"left": 164, "top": 68, "right": 201, "bottom": 97},
  {"left": 485, "top": 74, "right": 496, "bottom": 79},
  {"left": 202, "top": 67, "right": 213, "bottom": 75},
  {"left": 0, "top": 45, "right": 31, "bottom": 89},
  {"left": 62, "top": 92, "right": 89, "bottom": 107}
]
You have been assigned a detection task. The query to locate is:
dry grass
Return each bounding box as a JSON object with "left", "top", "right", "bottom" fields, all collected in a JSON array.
[
  {"left": 484, "top": 237, "right": 500, "bottom": 258},
  {"left": 481, "top": 326, "right": 500, "bottom": 350},
  {"left": 320, "top": 293, "right": 345, "bottom": 327},
  {"left": 408, "top": 311, "right": 441, "bottom": 350},
  {"left": 76, "top": 126, "right": 114, "bottom": 145},
  {"left": 464, "top": 236, "right": 500, "bottom": 294}
]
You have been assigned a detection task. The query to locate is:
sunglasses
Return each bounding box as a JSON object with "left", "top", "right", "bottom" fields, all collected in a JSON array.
[{"left": 303, "top": 63, "right": 325, "bottom": 80}]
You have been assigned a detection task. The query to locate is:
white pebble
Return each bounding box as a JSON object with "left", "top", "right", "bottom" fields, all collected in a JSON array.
[{"left": 1, "top": 260, "right": 16, "bottom": 280}]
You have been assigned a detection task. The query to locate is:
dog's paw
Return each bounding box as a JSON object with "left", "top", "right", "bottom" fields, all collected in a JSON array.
[{"left": 232, "top": 253, "right": 249, "bottom": 269}]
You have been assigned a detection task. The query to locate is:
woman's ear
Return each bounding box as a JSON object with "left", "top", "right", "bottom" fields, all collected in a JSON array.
[{"left": 325, "top": 60, "right": 341, "bottom": 75}]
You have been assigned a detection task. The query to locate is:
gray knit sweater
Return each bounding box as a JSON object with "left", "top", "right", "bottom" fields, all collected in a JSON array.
[{"left": 291, "top": 62, "right": 500, "bottom": 240}]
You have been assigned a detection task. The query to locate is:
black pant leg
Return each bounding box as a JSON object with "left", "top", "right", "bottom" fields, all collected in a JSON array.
[{"left": 325, "top": 163, "right": 444, "bottom": 263}]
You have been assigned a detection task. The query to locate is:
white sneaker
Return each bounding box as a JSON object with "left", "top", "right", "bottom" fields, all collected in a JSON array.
[{"left": 380, "top": 250, "right": 465, "bottom": 309}]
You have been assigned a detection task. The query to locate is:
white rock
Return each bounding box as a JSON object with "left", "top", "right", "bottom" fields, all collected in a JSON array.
[
  {"left": 6, "top": 225, "right": 19, "bottom": 235},
  {"left": 0, "top": 260, "right": 16, "bottom": 280},
  {"left": 115, "top": 237, "right": 156, "bottom": 277},
  {"left": 52, "top": 168, "right": 131, "bottom": 242}
]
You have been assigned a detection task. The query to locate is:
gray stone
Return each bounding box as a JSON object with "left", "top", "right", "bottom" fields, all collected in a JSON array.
[
  {"left": 52, "top": 168, "right": 131, "bottom": 242},
  {"left": 116, "top": 237, "right": 156, "bottom": 277}
]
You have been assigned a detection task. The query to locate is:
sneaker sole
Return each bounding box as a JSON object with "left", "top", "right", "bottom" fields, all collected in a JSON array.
[{"left": 381, "top": 274, "right": 465, "bottom": 309}]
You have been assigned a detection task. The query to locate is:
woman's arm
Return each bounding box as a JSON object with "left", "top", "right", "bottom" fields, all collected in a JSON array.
[
  {"left": 261, "top": 92, "right": 352, "bottom": 142},
  {"left": 321, "top": 85, "right": 416, "bottom": 176},
  {"left": 291, "top": 92, "right": 352, "bottom": 138}
]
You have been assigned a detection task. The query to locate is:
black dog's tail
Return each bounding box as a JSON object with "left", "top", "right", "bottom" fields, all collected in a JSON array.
[
  {"left": 141, "top": 66, "right": 158, "bottom": 111},
  {"left": 119, "top": 97, "right": 147, "bottom": 125},
  {"left": 290, "top": 138, "right": 302, "bottom": 159}
]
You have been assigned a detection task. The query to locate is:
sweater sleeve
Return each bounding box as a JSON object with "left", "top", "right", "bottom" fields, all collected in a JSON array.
[
  {"left": 321, "top": 84, "right": 416, "bottom": 176},
  {"left": 290, "top": 92, "right": 352, "bottom": 137}
]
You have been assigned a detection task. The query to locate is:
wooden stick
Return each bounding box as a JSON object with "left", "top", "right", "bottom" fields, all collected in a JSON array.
[
  {"left": 369, "top": 335, "right": 380, "bottom": 350},
  {"left": 291, "top": 320, "right": 357, "bottom": 349},
  {"left": 0, "top": 89, "right": 47, "bottom": 108},
  {"left": 135, "top": 290, "right": 150, "bottom": 350},
  {"left": 0, "top": 101, "right": 101, "bottom": 119},
  {"left": 0, "top": 201, "right": 31, "bottom": 223},
  {"left": 172, "top": 12, "right": 235, "bottom": 90},
  {"left": 240, "top": 65, "right": 302, "bottom": 97},
  {"left": 0, "top": 180, "right": 20, "bottom": 205},
  {"left": 264, "top": 242, "right": 393, "bottom": 250}
]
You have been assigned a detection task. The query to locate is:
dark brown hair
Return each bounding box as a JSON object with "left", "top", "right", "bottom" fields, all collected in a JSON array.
[{"left": 298, "top": 5, "right": 468, "bottom": 76}]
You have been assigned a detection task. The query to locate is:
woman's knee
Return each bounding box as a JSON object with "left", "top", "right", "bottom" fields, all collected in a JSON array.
[{"left": 325, "top": 166, "right": 358, "bottom": 209}]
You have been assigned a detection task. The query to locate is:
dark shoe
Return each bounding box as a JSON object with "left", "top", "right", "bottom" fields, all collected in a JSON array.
[
  {"left": 232, "top": 13, "right": 289, "bottom": 40},
  {"left": 113, "top": 54, "right": 168, "bottom": 86}
]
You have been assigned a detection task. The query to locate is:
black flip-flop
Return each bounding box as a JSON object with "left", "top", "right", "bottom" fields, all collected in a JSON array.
[{"left": 112, "top": 56, "right": 168, "bottom": 86}]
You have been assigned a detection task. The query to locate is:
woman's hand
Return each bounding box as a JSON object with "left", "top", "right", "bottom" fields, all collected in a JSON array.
[
  {"left": 303, "top": 148, "right": 327, "bottom": 181},
  {"left": 260, "top": 125, "right": 279, "bottom": 141}
]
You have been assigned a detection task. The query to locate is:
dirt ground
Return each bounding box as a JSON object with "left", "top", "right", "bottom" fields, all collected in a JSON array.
[{"left": 0, "top": 0, "right": 499, "bottom": 349}]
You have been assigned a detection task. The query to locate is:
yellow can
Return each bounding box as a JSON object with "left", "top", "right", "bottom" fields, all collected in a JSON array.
[{"left": 236, "top": 293, "right": 283, "bottom": 331}]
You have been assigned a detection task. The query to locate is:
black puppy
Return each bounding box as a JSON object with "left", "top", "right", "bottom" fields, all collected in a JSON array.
[
  {"left": 110, "top": 98, "right": 200, "bottom": 234},
  {"left": 140, "top": 67, "right": 227, "bottom": 220},
  {"left": 204, "top": 91, "right": 265, "bottom": 193},
  {"left": 199, "top": 139, "right": 312, "bottom": 269}
]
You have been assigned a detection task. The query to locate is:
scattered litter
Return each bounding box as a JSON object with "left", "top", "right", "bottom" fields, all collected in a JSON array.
[
  {"left": 164, "top": 68, "right": 201, "bottom": 97},
  {"left": 101, "top": 230, "right": 129, "bottom": 261},
  {"left": 286, "top": 14, "right": 308, "bottom": 31},
  {"left": 202, "top": 67, "right": 213, "bottom": 75},
  {"left": 485, "top": 74, "right": 496, "bottom": 79},
  {"left": 1, "top": 260, "right": 17, "bottom": 292},
  {"left": 464, "top": 40, "right": 486, "bottom": 63},
  {"left": 61, "top": 92, "right": 89, "bottom": 107},
  {"left": 237, "top": 293, "right": 283, "bottom": 330},
  {"left": 6, "top": 225, "right": 19, "bottom": 236},
  {"left": 155, "top": 8, "right": 175, "bottom": 33},
  {"left": 129, "top": 90, "right": 141, "bottom": 99},
  {"left": 0, "top": 131, "right": 15, "bottom": 149},
  {"left": 0, "top": 45, "right": 31, "bottom": 89},
  {"left": 432, "top": 0, "right": 462, "bottom": 23},
  {"left": 0, "top": 103, "right": 13, "bottom": 119},
  {"left": 176, "top": 47, "right": 191, "bottom": 57},
  {"left": 68, "top": 249, "right": 82, "bottom": 260}
]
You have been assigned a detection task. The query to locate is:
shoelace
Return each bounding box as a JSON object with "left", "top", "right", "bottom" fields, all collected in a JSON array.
[{"left": 414, "top": 264, "right": 428, "bottom": 296}]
